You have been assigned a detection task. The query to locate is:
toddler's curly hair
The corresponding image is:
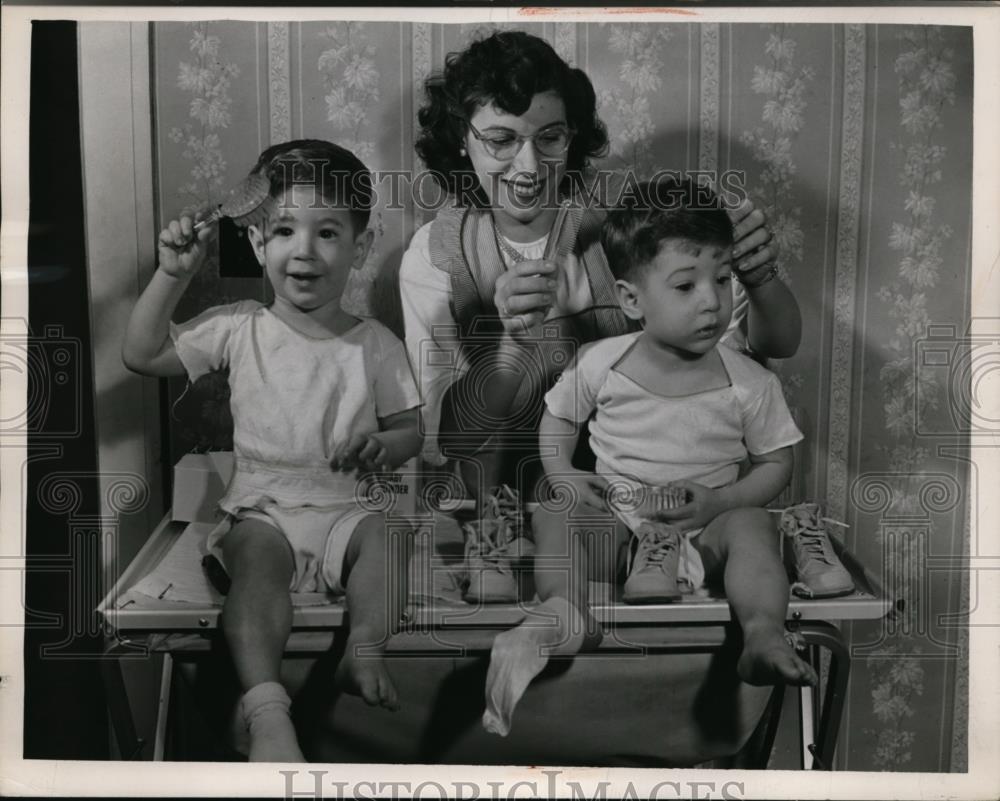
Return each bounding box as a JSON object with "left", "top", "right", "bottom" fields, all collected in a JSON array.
[
  {"left": 251, "top": 138, "right": 373, "bottom": 233},
  {"left": 602, "top": 176, "right": 734, "bottom": 283}
]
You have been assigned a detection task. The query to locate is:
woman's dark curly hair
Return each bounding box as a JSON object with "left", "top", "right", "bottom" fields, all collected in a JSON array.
[{"left": 415, "top": 30, "right": 609, "bottom": 204}]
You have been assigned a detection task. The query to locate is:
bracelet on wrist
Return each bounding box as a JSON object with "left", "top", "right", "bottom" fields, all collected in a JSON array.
[{"left": 734, "top": 262, "right": 779, "bottom": 289}]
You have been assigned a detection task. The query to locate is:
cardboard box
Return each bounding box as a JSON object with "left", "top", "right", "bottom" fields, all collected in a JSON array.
[
  {"left": 356, "top": 458, "right": 418, "bottom": 518},
  {"left": 171, "top": 452, "right": 233, "bottom": 523}
]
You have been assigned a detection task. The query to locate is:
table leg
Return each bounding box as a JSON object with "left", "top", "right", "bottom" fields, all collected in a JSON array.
[
  {"left": 153, "top": 653, "right": 174, "bottom": 760},
  {"left": 100, "top": 644, "right": 144, "bottom": 760},
  {"left": 798, "top": 623, "right": 851, "bottom": 770},
  {"left": 799, "top": 683, "right": 816, "bottom": 769}
]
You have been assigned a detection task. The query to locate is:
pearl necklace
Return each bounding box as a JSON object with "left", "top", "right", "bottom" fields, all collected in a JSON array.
[
  {"left": 495, "top": 230, "right": 529, "bottom": 264},
  {"left": 492, "top": 200, "right": 570, "bottom": 267},
  {"left": 493, "top": 216, "right": 550, "bottom": 266}
]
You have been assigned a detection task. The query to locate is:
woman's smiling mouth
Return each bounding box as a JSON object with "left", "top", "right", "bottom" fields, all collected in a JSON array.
[{"left": 504, "top": 177, "right": 545, "bottom": 204}]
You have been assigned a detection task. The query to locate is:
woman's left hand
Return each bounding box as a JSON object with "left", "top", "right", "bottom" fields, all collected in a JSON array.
[
  {"left": 648, "top": 479, "right": 725, "bottom": 532},
  {"left": 729, "top": 198, "right": 779, "bottom": 276},
  {"left": 494, "top": 258, "right": 557, "bottom": 337}
]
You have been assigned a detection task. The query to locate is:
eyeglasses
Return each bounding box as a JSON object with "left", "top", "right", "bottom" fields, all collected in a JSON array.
[{"left": 464, "top": 119, "right": 575, "bottom": 160}]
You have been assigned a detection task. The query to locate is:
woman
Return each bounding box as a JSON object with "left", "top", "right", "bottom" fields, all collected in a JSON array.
[{"left": 400, "top": 29, "right": 800, "bottom": 526}]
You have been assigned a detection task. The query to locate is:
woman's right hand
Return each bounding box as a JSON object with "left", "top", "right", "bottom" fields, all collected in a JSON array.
[
  {"left": 494, "top": 258, "right": 558, "bottom": 336},
  {"left": 157, "top": 215, "right": 213, "bottom": 279}
]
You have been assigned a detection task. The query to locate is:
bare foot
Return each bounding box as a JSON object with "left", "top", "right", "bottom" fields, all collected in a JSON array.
[
  {"left": 482, "top": 596, "right": 586, "bottom": 737},
  {"left": 738, "top": 626, "right": 818, "bottom": 686},
  {"left": 335, "top": 631, "right": 399, "bottom": 710}
]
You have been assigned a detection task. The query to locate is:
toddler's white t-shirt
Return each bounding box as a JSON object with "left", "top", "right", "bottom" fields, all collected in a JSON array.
[
  {"left": 170, "top": 300, "right": 421, "bottom": 513},
  {"left": 544, "top": 332, "right": 802, "bottom": 489}
]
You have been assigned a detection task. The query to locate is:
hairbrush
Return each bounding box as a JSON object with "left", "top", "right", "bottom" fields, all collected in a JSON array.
[{"left": 194, "top": 173, "right": 273, "bottom": 231}]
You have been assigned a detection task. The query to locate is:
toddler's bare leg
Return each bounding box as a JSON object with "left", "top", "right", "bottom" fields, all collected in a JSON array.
[
  {"left": 482, "top": 506, "right": 594, "bottom": 736},
  {"left": 335, "top": 514, "right": 411, "bottom": 710},
  {"left": 696, "top": 508, "right": 818, "bottom": 686},
  {"left": 221, "top": 519, "right": 303, "bottom": 762}
]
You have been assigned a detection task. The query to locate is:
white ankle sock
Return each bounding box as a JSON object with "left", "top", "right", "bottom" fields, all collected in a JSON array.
[
  {"left": 482, "top": 597, "right": 585, "bottom": 737},
  {"left": 241, "top": 681, "right": 305, "bottom": 763}
]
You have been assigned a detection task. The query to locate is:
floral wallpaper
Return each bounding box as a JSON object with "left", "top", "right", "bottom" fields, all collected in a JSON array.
[
  {"left": 858, "top": 26, "right": 964, "bottom": 770},
  {"left": 598, "top": 24, "right": 676, "bottom": 174},
  {"left": 315, "top": 21, "right": 386, "bottom": 313},
  {"left": 169, "top": 29, "right": 239, "bottom": 206},
  {"left": 149, "top": 21, "right": 973, "bottom": 772},
  {"left": 739, "top": 26, "right": 814, "bottom": 407},
  {"left": 740, "top": 28, "right": 814, "bottom": 272}
]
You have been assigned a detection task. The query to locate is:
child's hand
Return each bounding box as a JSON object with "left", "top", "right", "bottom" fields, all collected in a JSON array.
[
  {"left": 332, "top": 432, "right": 389, "bottom": 474},
  {"left": 545, "top": 469, "right": 609, "bottom": 515},
  {"left": 157, "top": 214, "right": 213, "bottom": 280},
  {"left": 648, "top": 480, "right": 724, "bottom": 532}
]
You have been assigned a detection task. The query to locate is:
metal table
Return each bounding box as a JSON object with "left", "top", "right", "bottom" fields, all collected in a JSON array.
[{"left": 98, "top": 511, "right": 891, "bottom": 767}]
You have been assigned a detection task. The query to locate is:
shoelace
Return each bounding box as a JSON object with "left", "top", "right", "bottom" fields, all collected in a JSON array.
[
  {"left": 464, "top": 520, "right": 509, "bottom": 566},
  {"left": 487, "top": 485, "right": 523, "bottom": 534},
  {"left": 794, "top": 529, "right": 837, "bottom": 562},
  {"left": 628, "top": 526, "right": 679, "bottom": 575},
  {"left": 770, "top": 504, "right": 848, "bottom": 564},
  {"left": 465, "top": 485, "right": 523, "bottom": 567}
]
